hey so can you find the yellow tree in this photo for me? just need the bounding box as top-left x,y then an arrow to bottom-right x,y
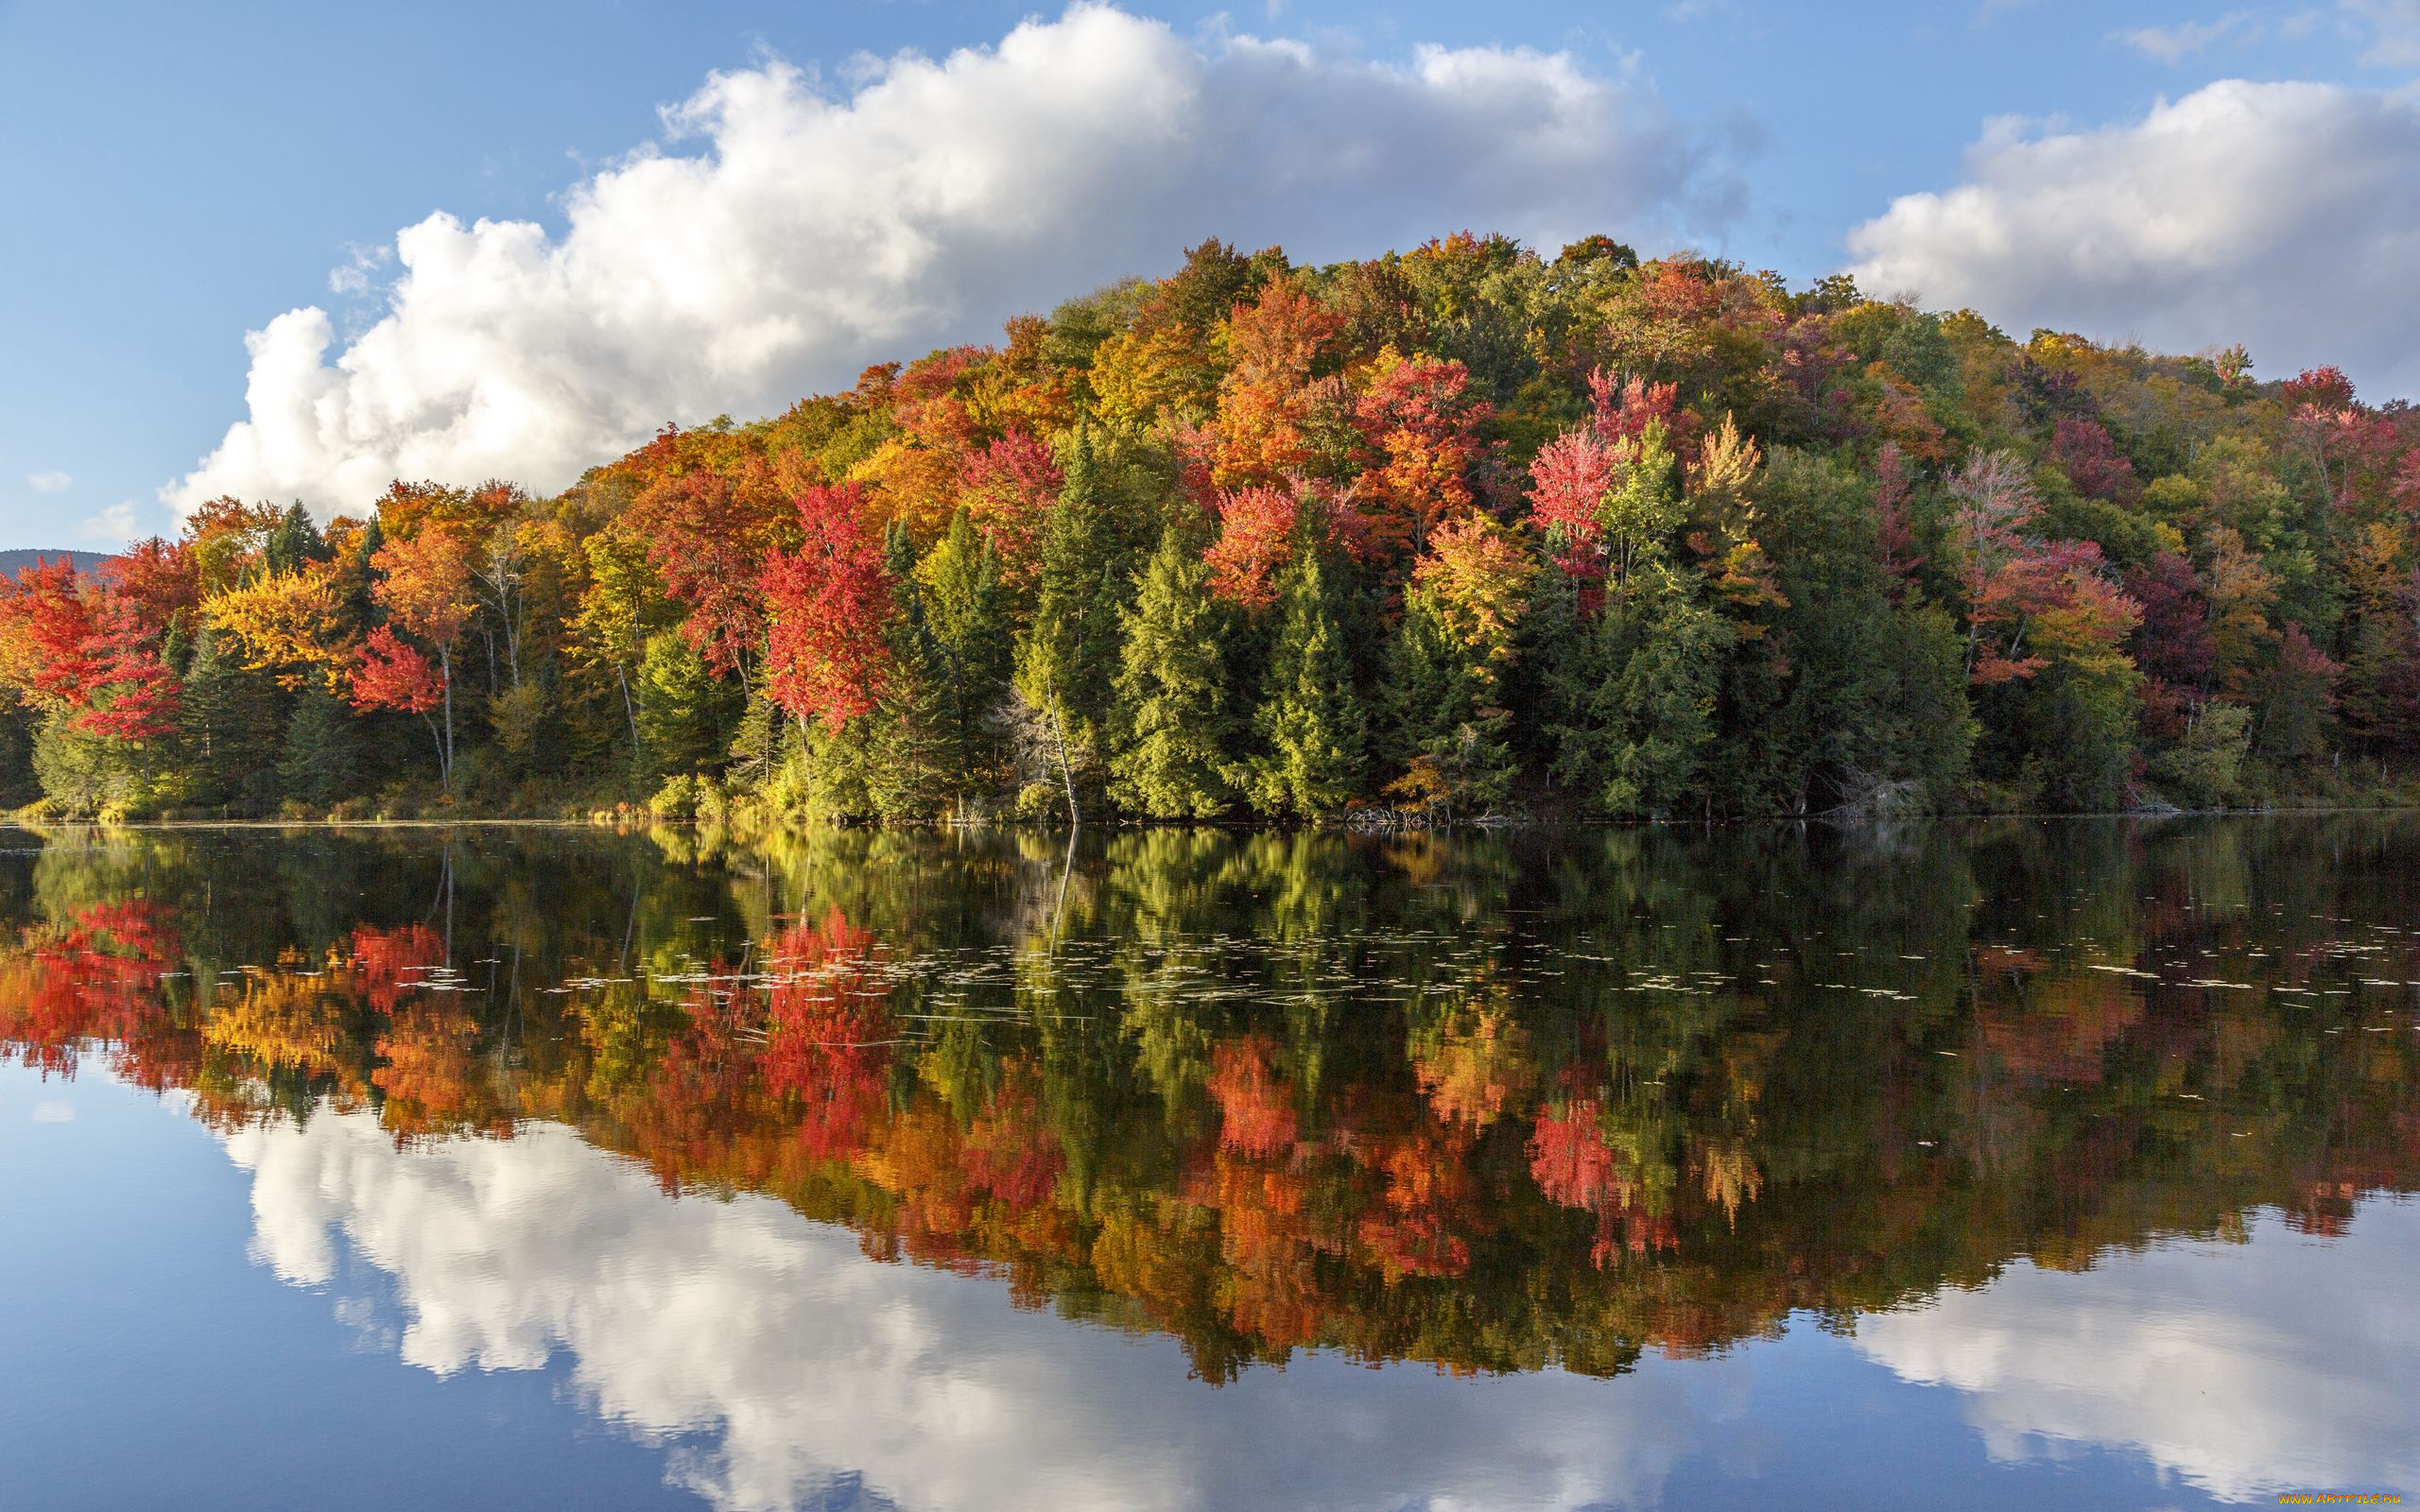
1685,412 -> 1787,628
573,526 -> 666,758
202,563 -> 353,690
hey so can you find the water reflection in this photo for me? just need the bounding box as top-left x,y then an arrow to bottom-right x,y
223,1102 -> 1752,1512
1858,1203 -> 2420,1502
4,817 -> 2418,1506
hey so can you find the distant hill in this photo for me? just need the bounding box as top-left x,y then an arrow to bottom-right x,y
0,548 -> 112,577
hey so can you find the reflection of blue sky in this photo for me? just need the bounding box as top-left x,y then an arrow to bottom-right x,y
1856,1203 -> 2420,1503
9,1062 -> 2414,1512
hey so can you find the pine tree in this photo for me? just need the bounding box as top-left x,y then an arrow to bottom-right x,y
1379,598 -> 1519,817
1524,420 -> 1737,818
264,502 -> 332,576
920,508 -> 1011,790
181,627 -> 283,811
279,682 -> 358,811
1377,516 -> 1533,818
1252,537 -> 1362,818
1591,562 -> 1735,817
636,628 -> 739,775
1109,525 -> 1236,818
0,701 -> 36,809
865,524 -> 955,817
1015,428 -> 1123,780
1534,561 -> 1736,819
348,513 -> 386,627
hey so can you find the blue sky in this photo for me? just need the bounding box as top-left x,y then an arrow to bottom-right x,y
3,0 -> 2415,549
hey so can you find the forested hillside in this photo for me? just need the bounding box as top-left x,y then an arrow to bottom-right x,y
2,234 -> 2413,823
0,550 -> 112,578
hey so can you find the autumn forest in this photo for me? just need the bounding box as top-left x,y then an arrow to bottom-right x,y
4,233 -> 2415,823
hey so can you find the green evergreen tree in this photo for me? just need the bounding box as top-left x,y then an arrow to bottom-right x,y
263,502 -> 332,576
636,628 -> 740,775
1015,429 -> 1123,777
863,524 -> 956,817
1378,594 -> 1518,818
797,526 -> 958,821
181,627 -> 283,811
1703,449 -> 1968,816
1877,603 -> 1976,810
0,701 -> 39,809
1592,563 -> 1736,817
349,512 -> 386,627
1252,538 -> 1362,818
279,682 -> 358,811
921,508 -> 1011,791
2028,659 -> 2141,811
1524,421 -> 1737,818
1109,525 -> 1236,818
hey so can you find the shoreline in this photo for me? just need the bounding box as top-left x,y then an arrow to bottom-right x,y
9,802 -> 2416,835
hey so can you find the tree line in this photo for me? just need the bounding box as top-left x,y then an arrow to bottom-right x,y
2,232 -> 2413,822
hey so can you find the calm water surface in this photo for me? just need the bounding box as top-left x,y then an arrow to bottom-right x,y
3,818 -> 2416,1510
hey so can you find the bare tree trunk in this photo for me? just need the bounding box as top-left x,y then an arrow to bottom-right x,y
439,645 -> 456,791
616,662 -> 640,756
1047,695 -> 1080,827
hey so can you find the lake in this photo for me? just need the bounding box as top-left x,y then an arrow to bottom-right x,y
2,817 -> 2415,1510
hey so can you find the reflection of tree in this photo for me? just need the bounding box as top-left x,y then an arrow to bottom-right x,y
1409,972 -> 1534,1130
0,899 -> 187,1082
4,817 -> 2418,1383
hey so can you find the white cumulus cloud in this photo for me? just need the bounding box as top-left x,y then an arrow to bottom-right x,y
1844,78 -> 2420,401
26,471 -> 72,493
78,501 -> 141,544
167,4 -> 1737,521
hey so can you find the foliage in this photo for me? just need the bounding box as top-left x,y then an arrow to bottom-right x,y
1110,527 -> 1236,818
3,237 -> 2415,819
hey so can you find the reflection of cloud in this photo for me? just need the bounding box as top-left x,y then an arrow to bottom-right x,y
30,1099 -> 74,1122
222,1109 -> 1744,1512
1856,1205 -> 2420,1503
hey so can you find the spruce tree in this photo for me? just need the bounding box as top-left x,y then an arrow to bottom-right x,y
348,512 -> 386,627
264,502 -> 332,576
1109,525 -> 1235,818
1533,564 -> 1733,819
921,508 -> 1010,789
1014,429 -> 1122,773
796,525 -> 958,821
866,524 -> 955,817
181,627 -> 283,811
1252,537 -> 1362,818
1378,597 -> 1519,817
636,628 -> 739,775
279,682 -> 358,811
1590,563 -> 1735,817
0,701 -> 37,809
1524,421 -> 1737,818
